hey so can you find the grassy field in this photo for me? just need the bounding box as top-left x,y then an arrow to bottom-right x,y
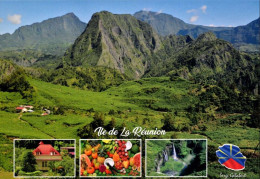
0,77 -> 259,178
1,77 -> 198,139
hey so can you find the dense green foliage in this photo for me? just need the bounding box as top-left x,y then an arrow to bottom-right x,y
39,66 -> 127,91
21,152 -> 37,172
0,59 -> 35,99
145,32 -> 259,95
0,135 -> 13,172
0,50 -> 61,68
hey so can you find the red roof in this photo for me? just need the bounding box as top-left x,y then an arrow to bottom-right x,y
33,141 -> 61,156
16,107 -> 25,110
24,105 -> 33,108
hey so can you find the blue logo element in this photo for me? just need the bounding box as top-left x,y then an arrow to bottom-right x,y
216,144 -> 246,171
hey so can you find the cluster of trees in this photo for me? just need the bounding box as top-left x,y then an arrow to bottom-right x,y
78,112 -> 116,138
161,83 -> 258,132
39,66 -> 127,92
77,112 -> 130,138
0,60 -> 35,99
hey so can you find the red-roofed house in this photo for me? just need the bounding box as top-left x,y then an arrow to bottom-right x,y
32,141 -> 62,171
24,105 -> 33,109
16,107 -> 27,113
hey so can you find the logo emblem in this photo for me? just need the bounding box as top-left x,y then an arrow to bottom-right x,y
216,144 -> 246,171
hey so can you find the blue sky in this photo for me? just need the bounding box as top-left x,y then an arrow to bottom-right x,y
0,0 -> 259,35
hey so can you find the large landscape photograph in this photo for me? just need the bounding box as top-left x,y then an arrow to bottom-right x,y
0,0 -> 259,178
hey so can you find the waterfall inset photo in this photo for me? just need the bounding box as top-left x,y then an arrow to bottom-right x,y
145,139 -> 207,177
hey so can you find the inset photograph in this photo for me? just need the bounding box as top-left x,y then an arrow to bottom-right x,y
14,139 -> 76,178
146,139 -> 207,177
80,139 -> 141,177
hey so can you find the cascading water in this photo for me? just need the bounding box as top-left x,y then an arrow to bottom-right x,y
172,143 -> 178,161
163,150 -> 168,162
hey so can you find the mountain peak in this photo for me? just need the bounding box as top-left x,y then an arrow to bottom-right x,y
134,10 -> 192,36
64,11 -> 161,79
196,32 -> 217,42
63,12 -> 77,18
0,13 -> 87,54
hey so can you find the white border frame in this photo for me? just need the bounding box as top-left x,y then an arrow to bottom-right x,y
79,139 -> 142,178
13,139 -> 76,178
145,139 -> 208,178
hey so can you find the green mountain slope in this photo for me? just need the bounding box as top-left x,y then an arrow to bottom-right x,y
64,11 -> 161,79
145,32 -> 259,94
0,13 -> 86,55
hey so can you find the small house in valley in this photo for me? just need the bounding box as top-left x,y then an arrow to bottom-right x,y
16,107 -> 27,113
24,105 -> 33,109
32,141 -> 62,171
16,105 -> 34,113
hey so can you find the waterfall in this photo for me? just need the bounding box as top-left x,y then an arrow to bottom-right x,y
172,143 -> 178,161
163,150 -> 168,162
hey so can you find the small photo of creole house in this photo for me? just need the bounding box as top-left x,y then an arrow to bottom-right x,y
33,141 -> 62,171
14,139 -> 76,177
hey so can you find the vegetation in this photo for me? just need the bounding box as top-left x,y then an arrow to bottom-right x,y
0,59 -> 36,99
0,49 -> 61,68
39,66 -> 128,91
21,152 -> 37,172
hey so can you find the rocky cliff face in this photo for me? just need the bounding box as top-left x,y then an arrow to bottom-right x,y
64,11 -> 161,79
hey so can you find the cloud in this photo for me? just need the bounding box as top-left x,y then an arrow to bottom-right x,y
200,5 -> 207,13
0,18 -> 3,23
228,25 -> 233,27
156,10 -> 163,15
186,9 -> 197,13
209,24 -> 215,27
143,8 -> 152,12
190,15 -> 199,23
7,14 -> 22,24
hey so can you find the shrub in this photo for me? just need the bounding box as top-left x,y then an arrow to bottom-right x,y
22,152 -> 37,172
18,170 -> 42,176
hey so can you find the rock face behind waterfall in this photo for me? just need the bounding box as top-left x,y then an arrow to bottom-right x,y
155,153 -> 164,172
155,144 -> 175,172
